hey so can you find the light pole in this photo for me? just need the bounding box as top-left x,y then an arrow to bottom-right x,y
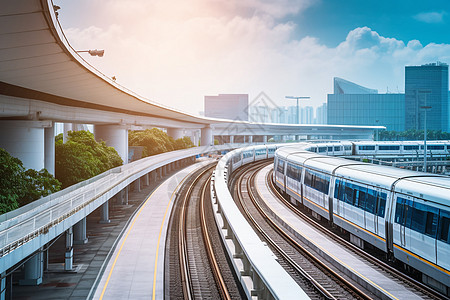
285,96 -> 310,124
76,49 -> 105,57
419,90 -> 431,172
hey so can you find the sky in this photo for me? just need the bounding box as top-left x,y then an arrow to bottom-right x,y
54,0 -> 450,115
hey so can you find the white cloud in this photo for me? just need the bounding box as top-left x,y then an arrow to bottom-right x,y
414,11 -> 446,24
62,2 -> 450,115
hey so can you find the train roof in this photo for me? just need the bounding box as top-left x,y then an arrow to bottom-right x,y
395,176 -> 450,207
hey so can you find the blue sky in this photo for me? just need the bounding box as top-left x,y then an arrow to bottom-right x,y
289,0 -> 450,47
55,0 -> 450,114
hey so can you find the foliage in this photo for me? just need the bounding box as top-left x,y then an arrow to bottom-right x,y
0,148 -> 61,214
55,131 -> 123,188
378,129 -> 450,141
214,139 -> 219,145
129,128 -> 194,157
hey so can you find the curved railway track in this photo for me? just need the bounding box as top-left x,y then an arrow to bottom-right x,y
231,161 -> 371,299
265,167 -> 447,300
166,164 -> 241,299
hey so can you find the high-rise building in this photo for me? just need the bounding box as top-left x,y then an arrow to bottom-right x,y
315,103 -> 327,124
204,94 -> 249,121
405,62 -> 449,132
327,77 -> 405,131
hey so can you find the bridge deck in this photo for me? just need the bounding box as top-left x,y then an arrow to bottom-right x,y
91,160 -> 212,300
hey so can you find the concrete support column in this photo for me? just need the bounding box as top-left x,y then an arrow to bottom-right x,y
0,121 -> 51,171
44,124 -> 55,175
122,186 -> 129,205
65,227 -> 73,271
263,135 -> 267,143
99,200 -> 110,223
74,217 -> 88,244
145,173 -> 150,186
63,123 -> 73,143
19,251 -> 43,285
201,126 -> 213,146
230,135 -> 234,144
134,178 -> 141,192
248,136 -> 253,143
167,128 -> 184,140
94,125 -> 129,164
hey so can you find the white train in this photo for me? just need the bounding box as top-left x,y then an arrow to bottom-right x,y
274,142 -> 450,295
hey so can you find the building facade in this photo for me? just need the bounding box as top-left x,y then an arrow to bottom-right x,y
204,94 -> 249,121
327,77 -> 405,131
405,62 -> 449,132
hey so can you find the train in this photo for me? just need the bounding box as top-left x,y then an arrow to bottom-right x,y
272,142 -> 450,295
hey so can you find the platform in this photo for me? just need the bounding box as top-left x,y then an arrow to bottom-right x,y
255,164 -> 424,300
91,160 -> 213,300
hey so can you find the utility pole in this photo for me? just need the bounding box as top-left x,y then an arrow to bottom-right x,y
285,96 -> 310,124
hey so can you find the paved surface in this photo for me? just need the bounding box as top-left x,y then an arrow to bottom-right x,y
256,164 -> 424,300
91,160 -> 213,300
13,162 -> 194,300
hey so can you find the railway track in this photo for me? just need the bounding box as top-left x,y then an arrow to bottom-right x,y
166,164 -> 242,299
231,161 -> 371,299
264,167 -> 447,300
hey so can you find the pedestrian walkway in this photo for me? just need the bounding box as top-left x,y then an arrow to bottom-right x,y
91,160 -> 213,300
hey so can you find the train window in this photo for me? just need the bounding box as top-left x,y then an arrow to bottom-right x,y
359,146 -> 375,151
425,210 -> 439,238
304,169 -> 329,194
287,163 -> 301,181
328,147 -> 333,152
438,210 -> 450,244
366,189 -> 377,214
276,159 -> 285,174
379,145 -> 400,151
427,145 -> 445,150
334,146 -> 341,151
344,146 -> 351,151
377,192 -> 387,217
233,154 -> 241,164
403,145 -> 419,150
357,186 -> 367,209
334,179 -> 342,200
344,184 -> 353,204
395,197 -> 413,228
318,147 -> 327,153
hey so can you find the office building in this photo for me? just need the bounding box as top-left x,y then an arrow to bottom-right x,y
327,77 -> 405,131
204,94 -> 249,121
405,62 -> 449,132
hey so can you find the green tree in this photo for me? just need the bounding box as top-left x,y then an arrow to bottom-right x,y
129,128 -> 194,157
0,148 -> 61,214
55,131 -> 123,188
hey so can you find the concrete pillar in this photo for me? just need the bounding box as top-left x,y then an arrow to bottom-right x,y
167,128 -> 184,140
74,217 -> 88,244
94,125 -> 129,164
44,124 -> 55,175
201,126 -> 213,146
65,227 -> 73,271
248,136 -> 253,143
230,135 -> 234,144
19,251 -> 43,285
123,186 -> 129,205
63,123 -> 73,143
99,200 -> 110,223
134,178 -> 141,192
263,135 -> 267,143
0,121 -> 51,171
145,173 -> 150,186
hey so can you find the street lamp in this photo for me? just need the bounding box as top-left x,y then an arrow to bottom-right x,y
419,90 -> 432,172
76,49 -> 105,57
285,96 -> 310,124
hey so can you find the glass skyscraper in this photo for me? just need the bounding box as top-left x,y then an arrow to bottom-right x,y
405,62 -> 449,132
327,78 -> 405,131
